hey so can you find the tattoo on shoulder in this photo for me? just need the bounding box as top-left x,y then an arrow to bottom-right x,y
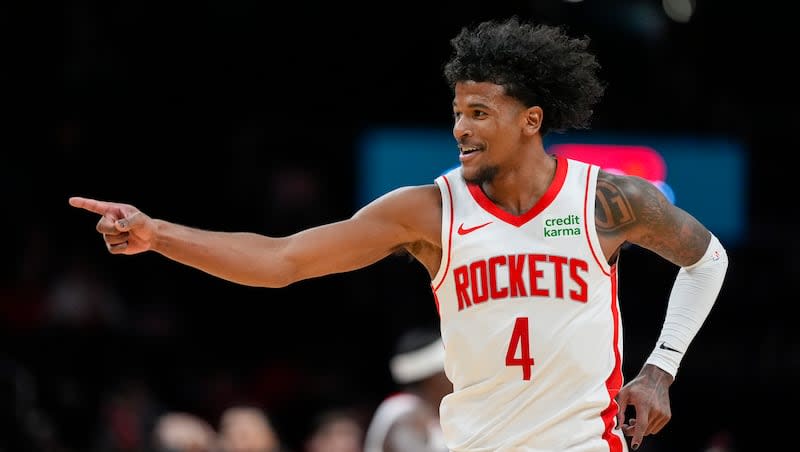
595,172 -> 710,265
595,178 -> 635,232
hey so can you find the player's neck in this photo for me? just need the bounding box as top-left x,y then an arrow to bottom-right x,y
480,151 -> 557,216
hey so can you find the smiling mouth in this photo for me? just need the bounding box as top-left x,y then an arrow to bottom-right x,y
459,145 -> 481,155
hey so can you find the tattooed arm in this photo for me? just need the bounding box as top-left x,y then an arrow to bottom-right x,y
595,170 -> 728,451
594,170 -> 710,266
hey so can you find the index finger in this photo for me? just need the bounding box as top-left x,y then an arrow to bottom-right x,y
69,197 -> 114,215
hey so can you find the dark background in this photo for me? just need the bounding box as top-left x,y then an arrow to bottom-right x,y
2,0 -> 797,451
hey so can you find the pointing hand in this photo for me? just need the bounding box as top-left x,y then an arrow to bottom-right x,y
69,197 -> 156,255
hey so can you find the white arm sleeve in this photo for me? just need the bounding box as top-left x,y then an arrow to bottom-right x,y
645,234 -> 729,379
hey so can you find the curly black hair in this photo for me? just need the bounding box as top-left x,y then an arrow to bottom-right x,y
443,16 -> 605,136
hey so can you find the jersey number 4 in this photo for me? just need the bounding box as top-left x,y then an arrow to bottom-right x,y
506,317 -> 535,380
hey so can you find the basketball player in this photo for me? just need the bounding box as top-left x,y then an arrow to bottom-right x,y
69,17 -> 729,451
363,328 -> 451,452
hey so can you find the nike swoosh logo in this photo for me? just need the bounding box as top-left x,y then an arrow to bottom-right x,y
659,342 -> 683,354
457,221 -> 493,235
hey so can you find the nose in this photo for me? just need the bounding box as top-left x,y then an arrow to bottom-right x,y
453,116 -> 472,140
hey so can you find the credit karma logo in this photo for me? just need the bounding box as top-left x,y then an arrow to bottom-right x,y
548,143 -> 675,204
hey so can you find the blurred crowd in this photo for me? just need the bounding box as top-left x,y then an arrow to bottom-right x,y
149,405 -> 363,452
0,227 -> 369,452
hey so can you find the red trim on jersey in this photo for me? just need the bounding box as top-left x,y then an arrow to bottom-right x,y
600,264 -> 624,451
584,165 -> 611,277
432,291 -> 441,317
431,176 -> 455,303
466,156 -> 569,227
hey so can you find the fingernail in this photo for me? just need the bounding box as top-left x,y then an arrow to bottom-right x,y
117,219 -> 128,229
632,443 -> 639,450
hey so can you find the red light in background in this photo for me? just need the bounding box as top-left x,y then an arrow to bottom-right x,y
548,143 -> 667,182
548,143 -> 674,203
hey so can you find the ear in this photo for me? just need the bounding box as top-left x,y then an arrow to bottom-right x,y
523,106 -> 543,136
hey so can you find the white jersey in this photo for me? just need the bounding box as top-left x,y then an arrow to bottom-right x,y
363,392 -> 449,452
431,157 -> 627,452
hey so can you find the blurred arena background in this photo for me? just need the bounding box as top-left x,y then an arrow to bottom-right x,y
2,0 -> 797,450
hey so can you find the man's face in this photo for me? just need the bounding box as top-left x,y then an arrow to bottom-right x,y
452,81 -> 528,185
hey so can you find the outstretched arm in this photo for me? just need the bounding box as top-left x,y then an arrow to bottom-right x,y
596,171 -> 729,450
69,185 -> 439,288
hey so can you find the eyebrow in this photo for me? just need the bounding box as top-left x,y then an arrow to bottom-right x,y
452,101 -> 491,110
